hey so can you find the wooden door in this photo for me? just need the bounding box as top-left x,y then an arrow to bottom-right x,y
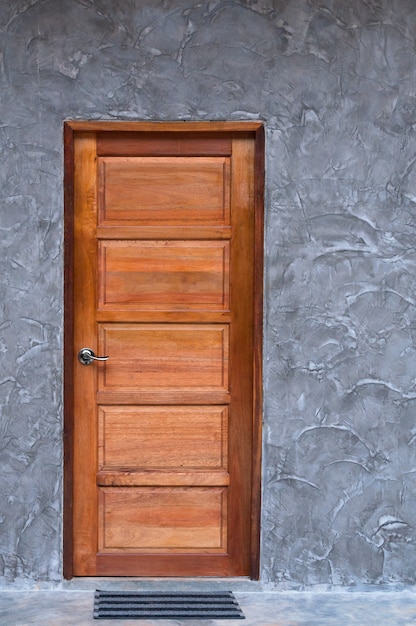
64,121 -> 264,578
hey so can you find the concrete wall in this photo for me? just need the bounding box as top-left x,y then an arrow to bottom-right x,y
1,0 -> 416,588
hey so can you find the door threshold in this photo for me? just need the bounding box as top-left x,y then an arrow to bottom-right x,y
62,577 -> 263,593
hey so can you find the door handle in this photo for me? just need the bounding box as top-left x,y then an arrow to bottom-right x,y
78,347 -> 109,366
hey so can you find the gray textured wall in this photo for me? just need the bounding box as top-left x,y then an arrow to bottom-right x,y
1,0 -> 416,588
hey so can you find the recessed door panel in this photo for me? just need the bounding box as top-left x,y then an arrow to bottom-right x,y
98,405 -> 228,470
98,324 -> 228,389
98,156 -> 231,225
98,240 -> 230,311
98,487 -> 227,552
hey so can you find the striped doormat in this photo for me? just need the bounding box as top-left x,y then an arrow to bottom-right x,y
94,590 -> 245,619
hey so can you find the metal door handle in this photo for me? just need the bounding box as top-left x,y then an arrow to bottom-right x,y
78,347 -> 109,366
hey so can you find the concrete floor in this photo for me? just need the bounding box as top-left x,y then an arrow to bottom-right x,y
1,580 -> 416,626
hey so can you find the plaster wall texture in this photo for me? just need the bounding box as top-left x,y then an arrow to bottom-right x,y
1,0 -> 416,589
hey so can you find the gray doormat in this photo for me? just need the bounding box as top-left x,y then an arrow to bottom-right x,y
94,590 -> 245,619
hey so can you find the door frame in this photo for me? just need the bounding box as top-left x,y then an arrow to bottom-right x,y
63,120 -> 264,580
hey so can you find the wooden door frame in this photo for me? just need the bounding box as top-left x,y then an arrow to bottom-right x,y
63,120 -> 264,580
